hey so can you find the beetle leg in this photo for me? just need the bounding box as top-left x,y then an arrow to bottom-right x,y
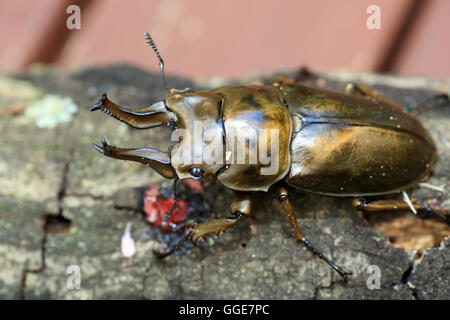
343,82 -> 404,110
403,93 -> 449,116
161,178 -> 179,227
343,82 -> 450,116
294,66 -> 317,83
189,191 -> 251,243
273,67 -> 319,86
352,198 -> 449,224
153,192 -> 252,259
278,187 -> 352,281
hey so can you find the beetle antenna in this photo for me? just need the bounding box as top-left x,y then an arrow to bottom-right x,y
162,178 -> 179,227
144,32 -> 169,93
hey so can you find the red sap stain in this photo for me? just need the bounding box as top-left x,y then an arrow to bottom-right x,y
143,183 -> 188,232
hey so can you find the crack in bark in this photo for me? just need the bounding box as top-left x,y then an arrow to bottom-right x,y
401,265 -> 414,284
114,204 -> 142,214
19,152 -> 73,299
65,192 -> 106,201
313,280 -> 342,300
399,264 -> 419,299
19,236 -> 47,299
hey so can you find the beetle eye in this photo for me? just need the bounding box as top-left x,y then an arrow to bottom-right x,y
189,167 -> 204,178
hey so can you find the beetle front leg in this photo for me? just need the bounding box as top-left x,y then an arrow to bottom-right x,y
153,192 -> 252,259
278,187 -> 352,281
273,67 -> 318,86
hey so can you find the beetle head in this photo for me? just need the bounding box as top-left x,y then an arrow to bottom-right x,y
91,89 -> 226,182
165,89 -> 226,180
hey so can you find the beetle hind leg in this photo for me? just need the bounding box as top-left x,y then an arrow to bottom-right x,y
403,93 -> 449,116
352,197 -> 450,225
277,187 -> 352,281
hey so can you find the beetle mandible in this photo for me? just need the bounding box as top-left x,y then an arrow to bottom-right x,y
91,33 -> 449,280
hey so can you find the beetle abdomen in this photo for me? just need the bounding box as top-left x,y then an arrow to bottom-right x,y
287,123 -> 436,196
281,84 -> 437,196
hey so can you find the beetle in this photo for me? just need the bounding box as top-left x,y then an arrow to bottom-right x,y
91,33 -> 448,280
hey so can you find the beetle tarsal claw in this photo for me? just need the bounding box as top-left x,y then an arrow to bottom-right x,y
93,143 -> 103,154
90,93 -> 108,112
100,136 -> 111,153
93,136 -> 111,154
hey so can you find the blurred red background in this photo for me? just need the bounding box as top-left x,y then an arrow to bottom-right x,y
1,0 -> 449,79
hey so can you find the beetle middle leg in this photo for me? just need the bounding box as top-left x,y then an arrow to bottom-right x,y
277,187 -> 352,281
153,192 -> 252,259
343,82 -> 404,109
343,82 -> 449,116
